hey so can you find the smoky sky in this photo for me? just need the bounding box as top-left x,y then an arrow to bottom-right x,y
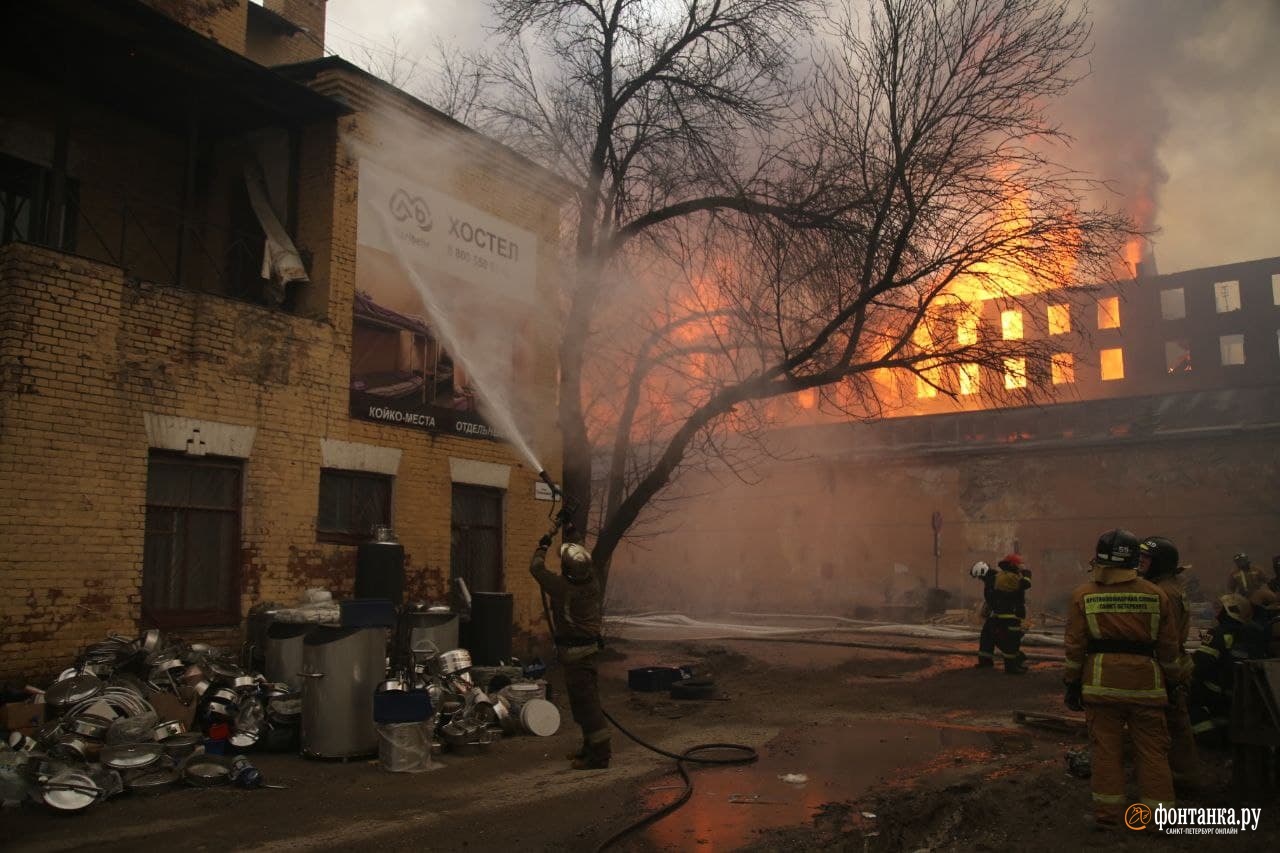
323,0 -> 1280,274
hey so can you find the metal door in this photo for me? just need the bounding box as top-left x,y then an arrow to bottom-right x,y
450,484 -> 504,593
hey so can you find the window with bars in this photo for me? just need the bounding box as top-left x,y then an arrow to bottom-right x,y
142,453 -> 241,627
317,469 -> 393,543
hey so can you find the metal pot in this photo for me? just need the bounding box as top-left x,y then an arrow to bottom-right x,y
205,686 -> 239,706
152,720 -> 186,741
68,714 -> 113,740
140,629 -> 163,655
48,736 -> 90,762
41,770 -> 100,812
437,648 -> 472,676
229,674 -> 259,691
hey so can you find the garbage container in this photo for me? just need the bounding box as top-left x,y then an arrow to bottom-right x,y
459,592 -> 513,666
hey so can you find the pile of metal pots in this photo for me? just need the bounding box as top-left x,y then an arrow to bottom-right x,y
381,644 -> 560,759
3,629 -> 293,811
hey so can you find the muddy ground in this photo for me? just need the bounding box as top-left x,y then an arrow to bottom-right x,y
7,630 -> 1277,852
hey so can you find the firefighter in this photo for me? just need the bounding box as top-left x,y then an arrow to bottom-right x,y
531,530 -> 611,769
971,561 -> 996,667
1063,529 -> 1180,828
1137,536 -> 1198,792
978,554 -> 1031,674
1227,552 -> 1267,596
1188,594 -> 1267,745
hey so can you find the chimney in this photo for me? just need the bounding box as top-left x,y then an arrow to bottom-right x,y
265,0 -> 327,61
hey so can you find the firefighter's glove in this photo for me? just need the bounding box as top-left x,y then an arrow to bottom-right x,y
1064,681 -> 1084,712
537,534 -> 553,549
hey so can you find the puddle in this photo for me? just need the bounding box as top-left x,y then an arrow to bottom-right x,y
640,720 -> 1000,851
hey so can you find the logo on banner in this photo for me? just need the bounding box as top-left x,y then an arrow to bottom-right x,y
389,188 -> 433,232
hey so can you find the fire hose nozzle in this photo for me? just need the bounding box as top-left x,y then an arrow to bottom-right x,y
537,469 -> 563,499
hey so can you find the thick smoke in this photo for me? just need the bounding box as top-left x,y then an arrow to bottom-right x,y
1052,0 -> 1280,273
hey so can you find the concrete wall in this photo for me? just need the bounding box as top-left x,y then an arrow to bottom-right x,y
608,429 -> 1280,620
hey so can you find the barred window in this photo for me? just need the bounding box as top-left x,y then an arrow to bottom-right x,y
318,469 -> 393,543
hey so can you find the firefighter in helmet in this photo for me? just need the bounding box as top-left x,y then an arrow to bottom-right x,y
975,554 -> 1031,673
1063,529 -> 1180,827
1137,535 -> 1198,792
531,527 -> 610,769
1188,593 -> 1267,745
1227,552 -> 1267,596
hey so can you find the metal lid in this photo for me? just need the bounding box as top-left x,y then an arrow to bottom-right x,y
45,673 -> 103,707
183,755 -> 232,786
101,742 -> 163,770
126,767 -> 179,792
42,771 -> 100,811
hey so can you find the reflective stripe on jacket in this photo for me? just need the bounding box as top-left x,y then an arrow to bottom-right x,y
1063,569 -> 1180,706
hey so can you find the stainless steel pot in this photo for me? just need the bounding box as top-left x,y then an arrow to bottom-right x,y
437,648 -> 472,676
152,720 -> 186,741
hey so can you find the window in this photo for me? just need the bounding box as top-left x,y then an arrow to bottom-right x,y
956,314 -> 978,346
1003,357 -> 1027,390
1100,347 -> 1125,380
1220,334 -> 1245,366
318,469 -> 393,542
1165,340 -> 1192,374
1051,353 -> 1074,385
1000,309 -> 1023,340
0,152 -> 78,251
1048,304 -> 1071,335
915,372 -> 938,399
1097,296 -> 1120,329
957,363 -> 979,395
1160,288 -> 1186,320
1214,280 -> 1241,313
143,453 -> 241,627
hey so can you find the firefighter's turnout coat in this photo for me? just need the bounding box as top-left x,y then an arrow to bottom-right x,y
1064,567 -> 1181,704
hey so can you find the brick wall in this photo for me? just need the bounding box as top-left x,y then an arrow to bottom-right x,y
0,78 -> 567,680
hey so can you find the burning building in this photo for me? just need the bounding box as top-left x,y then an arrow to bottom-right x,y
0,0 -> 570,679
608,256 -> 1280,618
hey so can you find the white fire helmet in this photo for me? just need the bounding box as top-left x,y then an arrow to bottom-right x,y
559,542 -> 593,582
970,561 -> 991,579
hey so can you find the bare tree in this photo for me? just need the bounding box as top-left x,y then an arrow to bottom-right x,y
451,0 -> 1132,587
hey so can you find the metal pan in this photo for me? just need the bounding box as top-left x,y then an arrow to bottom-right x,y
125,766 -> 179,794
183,755 -> 232,787
160,732 -> 204,762
152,720 -> 186,740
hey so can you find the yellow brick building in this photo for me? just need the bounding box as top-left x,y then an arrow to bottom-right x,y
0,0 -> 570,678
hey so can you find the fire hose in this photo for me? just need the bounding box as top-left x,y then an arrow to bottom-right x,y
535,472 -> 759,852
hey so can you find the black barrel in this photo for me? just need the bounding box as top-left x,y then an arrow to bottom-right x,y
460,591 -> 513,666
355,541 -> 405,604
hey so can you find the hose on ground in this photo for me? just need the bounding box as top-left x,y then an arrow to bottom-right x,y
594,705 -> 757,852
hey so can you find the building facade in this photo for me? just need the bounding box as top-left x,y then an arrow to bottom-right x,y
0,0 -> 569,678
609,257 -> 1280,619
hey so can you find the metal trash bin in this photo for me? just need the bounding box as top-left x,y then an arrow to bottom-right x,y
265,622 -> 314,691
299,626 -> 385,759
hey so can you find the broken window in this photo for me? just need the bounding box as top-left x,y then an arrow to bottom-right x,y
1165,340 -> 1192,374
1160,288 -> 1186,320
0,152 -> 78,252
957,363 -> 979,395
1220,334 -> 1245,366
142,452 -> 241,628
1097,296 -> 1120,330
1003,357 -> 1027,390
318,469 -> 393,543
1048,304 -> 1070,335
1100,347 -> 1125,380
1051,352 -> 1074,385
1214,280 -> 1241,313
1000,309 -> 1023,340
